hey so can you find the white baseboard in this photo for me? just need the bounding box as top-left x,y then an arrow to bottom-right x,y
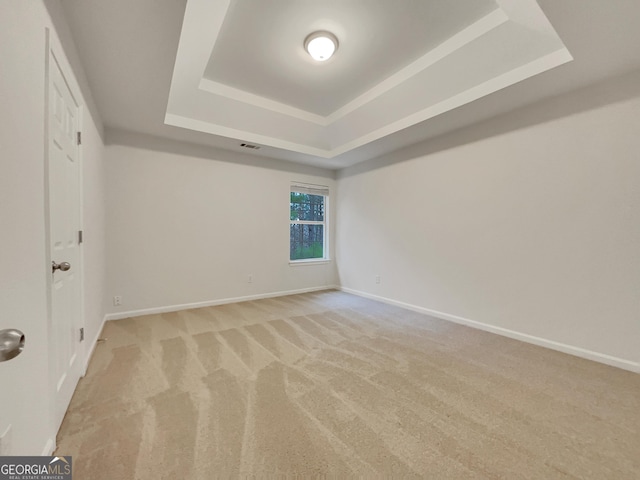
83,313 -> 108,375
340,287 -> 640,374
104,285 -> 340,321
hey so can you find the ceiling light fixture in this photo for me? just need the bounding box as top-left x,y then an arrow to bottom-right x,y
304,31 -> 338,62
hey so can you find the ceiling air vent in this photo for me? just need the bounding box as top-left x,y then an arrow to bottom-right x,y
240,143 -> 261,150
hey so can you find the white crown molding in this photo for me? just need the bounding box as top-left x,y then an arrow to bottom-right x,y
164,112 -> 333,158
166,0 -> 572,161
330,47 -> 574,156
168,47 -> 572,159
199,78 -> 329,126
197,8 -> 508,126
325,8 -> 509,124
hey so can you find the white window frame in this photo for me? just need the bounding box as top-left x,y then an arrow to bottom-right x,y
289,183 -> 330,265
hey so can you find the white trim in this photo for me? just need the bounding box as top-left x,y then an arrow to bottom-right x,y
289,259 -> 331,266
330,48 -> 573,157
167,1 -> 571,162
290,182 -> 330,196
195,9 -> 507,126
325,8 -> 508,124
340,287 -> 640,374
83,314 -> 108,376
77,103 -> 87,374
199,78 -> 328,126
290,220 -> 324,226
290,186 -> 329,262
168,47 -> 572,161
43,28 -> 55,449
104,286 -> 340,321
44,28 -> 88,456
164,112 -> 332,158
41,438 -> 55,456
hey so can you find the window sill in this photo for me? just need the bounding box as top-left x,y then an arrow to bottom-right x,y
289,259 -> 331,266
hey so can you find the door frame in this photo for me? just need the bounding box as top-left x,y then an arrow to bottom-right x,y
43,27 -> 86,453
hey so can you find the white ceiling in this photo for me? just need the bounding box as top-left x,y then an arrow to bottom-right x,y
61,0 -> 640,170
203,0 -> 495,116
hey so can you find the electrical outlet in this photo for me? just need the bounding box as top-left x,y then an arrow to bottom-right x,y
0,424 -> 12,456
375,275 -> 381,284
248,274 -> 253,283
113,295 -> 122,306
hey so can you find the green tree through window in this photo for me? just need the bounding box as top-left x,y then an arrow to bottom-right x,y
290,187 -> 327,260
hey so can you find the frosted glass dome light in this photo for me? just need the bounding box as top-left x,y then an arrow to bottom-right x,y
304,31 -> 338,62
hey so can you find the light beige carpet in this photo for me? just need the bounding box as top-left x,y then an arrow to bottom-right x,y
56,290 -> 639,479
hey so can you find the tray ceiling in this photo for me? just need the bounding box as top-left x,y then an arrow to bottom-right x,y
60,0 -> 640,170
166,0 -> 572,164
203,0 -> 496,116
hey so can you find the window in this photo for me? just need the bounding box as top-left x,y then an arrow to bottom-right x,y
290,183 -> 329,261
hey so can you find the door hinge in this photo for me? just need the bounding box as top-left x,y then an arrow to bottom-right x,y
78,230 -> 83,244
77,131 -> 82,145
79,328 -> 85,342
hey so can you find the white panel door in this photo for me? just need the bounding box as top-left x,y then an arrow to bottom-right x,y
48,51 -> 83,432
